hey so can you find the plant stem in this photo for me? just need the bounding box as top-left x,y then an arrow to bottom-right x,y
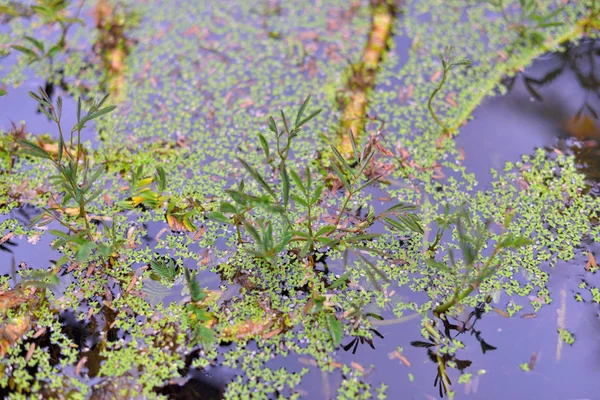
427,67 -> 450,135
333,190 -> 353,230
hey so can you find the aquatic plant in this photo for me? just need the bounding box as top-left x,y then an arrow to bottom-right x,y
427,46 -> 471,136
21,87 -> 113,218
480,0 -> 566,45
210,96 -> 422,280
117,165 -> 169,210
18,87 -> 116,266
9,0 -> 84,64
0,0 -> 599,398
426,206 -> 532,315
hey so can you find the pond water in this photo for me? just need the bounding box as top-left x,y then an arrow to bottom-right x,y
1,1 -> 599,399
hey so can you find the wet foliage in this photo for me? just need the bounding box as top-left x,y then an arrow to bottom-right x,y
0,0 -> 599,399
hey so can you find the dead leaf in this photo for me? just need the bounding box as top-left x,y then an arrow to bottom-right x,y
193,226 -> 206,242
0,290 -> 30,311
351,361 -> 365,372
75,356 -> 88,375
25,342 -> 35,362
126,227 -> 137,249
430,69 -> 442,82
183,26 -> 200,36
389,350 -> 411,367
520,313 -> 537,319
32,327 -> 46,339
298,357 -> 317,367
528,352 -> 537,370
585,252 -> 597,271
155,227 -> 169,241
445,92 -> 458,107
126,276 -> 137,293
493,307 -> 509,318
0,232 -> 14,245
85,264 -> 95,278
0,316 -> 30,357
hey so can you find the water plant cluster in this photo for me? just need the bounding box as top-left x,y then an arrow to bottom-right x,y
0,0 -> 599,398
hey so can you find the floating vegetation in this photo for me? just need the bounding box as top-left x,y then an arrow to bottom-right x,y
0,0 -> 599,398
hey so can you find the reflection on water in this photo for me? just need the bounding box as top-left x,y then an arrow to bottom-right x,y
458,38 -> 600,188
411,302 -> 496,398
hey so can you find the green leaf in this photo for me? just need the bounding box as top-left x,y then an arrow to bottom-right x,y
275,230 -> 292,253
383,203 -> 418,215
500,234 -> 532,248
344,233 -> 381,243
280,163 -> 290,207
57,134 -> 63,164
356,174 -> 382,192
292,230 -> 311,239
294,95 -> 311,128
48,229 -> 71,239
315,236 -> 335,245
268,116 -> 277,134
280,110 -> 290,135
56,96 -> 63,121
325,313 -> 343,347
425,258 -> 451,273
207,211 -> 232,224
75,240 -> 96,263
237,157 -> 276,199
150,256 -> 179,282
310,184 -> 323,205
450,59 -> 471,68
330,145 -> 352,173
289,168 -> 306,194
0,89 -> 6,97
258,133 -> 270,159
296,109 -> 321,129
23,36 -> 44,52
330,162 -> 351,192
243,220 -> 261,244
384,214 -> 424,235
219,202 -> 238,214
291,193 -> 308,207
18,139 -> 53,160
76,97 -> 82,123
47,44 -> 62,58
73,105 -> 116,132
357,150 -> 375,177
185,268 -> 205,303
315,225 -> 336,237
156,166 -> 167,192
11,45 -> 37,58
538,21 -> 563,28
329,272 -> 351,289
300,238 -> 313,257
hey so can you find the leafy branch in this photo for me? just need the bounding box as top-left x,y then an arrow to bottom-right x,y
426,207 -> 531,315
